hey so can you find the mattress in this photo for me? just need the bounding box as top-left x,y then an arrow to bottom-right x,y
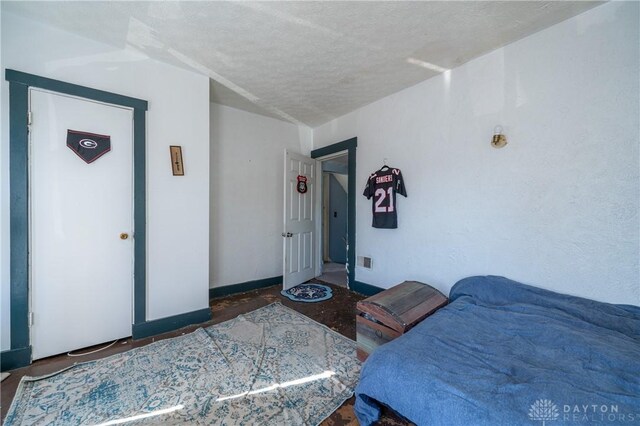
354,276 -> 640,425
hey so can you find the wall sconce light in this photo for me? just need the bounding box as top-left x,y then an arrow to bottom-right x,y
491,125 -> 507,148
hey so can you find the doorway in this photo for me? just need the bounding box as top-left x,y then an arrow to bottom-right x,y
310,137 -> 357,289
5,70 -> 147,369
319,154 -> 349,287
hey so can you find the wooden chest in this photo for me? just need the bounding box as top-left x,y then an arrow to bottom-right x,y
356,281 -> 448,362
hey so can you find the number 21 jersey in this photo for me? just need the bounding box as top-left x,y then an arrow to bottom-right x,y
363,167 -> 407,229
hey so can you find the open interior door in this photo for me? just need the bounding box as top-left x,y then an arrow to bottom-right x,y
283,150 -> 317,290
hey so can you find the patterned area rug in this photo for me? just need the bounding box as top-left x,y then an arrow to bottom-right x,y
5,303 -> 360,425
281,283 -> 334,303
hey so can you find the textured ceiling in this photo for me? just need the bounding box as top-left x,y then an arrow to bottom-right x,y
4,1 -> 601,127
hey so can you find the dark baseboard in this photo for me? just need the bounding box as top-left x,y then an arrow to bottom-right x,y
210,276 -> 282,299
2,308 -> 213,369
132,308 -> 212,340
351,280 -> 384,296
1,346 -> 31,371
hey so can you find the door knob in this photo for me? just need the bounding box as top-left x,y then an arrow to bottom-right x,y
120,233 -> 129,240
281,232 -> 293,238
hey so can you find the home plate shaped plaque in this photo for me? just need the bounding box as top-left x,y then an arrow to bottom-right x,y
67,129 -> 111,164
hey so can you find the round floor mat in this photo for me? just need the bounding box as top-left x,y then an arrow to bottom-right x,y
280,283 -> 333,303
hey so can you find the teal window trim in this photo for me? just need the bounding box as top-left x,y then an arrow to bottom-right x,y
5,69 -> 148,362
311,137 -> 357,287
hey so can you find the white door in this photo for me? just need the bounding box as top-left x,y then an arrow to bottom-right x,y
30,89 -> 134,360
283,150 -> 317,290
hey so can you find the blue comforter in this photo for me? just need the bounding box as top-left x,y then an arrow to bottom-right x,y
355,276 -> 640,425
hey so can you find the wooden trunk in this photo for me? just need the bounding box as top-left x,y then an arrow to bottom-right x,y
356,281 -> 448,362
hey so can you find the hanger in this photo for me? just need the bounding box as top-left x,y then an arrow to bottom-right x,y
379,158 -> 390,171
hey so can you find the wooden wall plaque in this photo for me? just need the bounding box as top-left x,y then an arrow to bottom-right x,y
170,145 -> 184,176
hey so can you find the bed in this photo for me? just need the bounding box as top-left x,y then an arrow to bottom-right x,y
354,276 -> 640,425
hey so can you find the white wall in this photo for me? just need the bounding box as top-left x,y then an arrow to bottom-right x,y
333,174 -> 348,193
313,2 -> 640,306
210,103 -> 309,288
1,12 -> 211,350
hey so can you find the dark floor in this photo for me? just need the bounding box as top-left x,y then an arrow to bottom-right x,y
1,283 -> 410,425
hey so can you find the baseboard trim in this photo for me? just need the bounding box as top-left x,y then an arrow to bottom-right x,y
1,346 -> 31,371
132,308 -> 212,340
210,276 -> 283,299
351,281 -> 384,296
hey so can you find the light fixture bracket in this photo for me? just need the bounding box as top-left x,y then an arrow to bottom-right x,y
491,134 -> 507,148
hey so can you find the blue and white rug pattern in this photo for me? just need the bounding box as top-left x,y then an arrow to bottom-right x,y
281,283 -> 334,303
5,303 -> 360,425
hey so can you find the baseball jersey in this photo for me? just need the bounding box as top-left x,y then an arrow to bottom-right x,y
363,167 -> 407,229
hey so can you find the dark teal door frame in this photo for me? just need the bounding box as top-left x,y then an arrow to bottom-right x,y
3,69 -> 148,370
310,137 -> 357,287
